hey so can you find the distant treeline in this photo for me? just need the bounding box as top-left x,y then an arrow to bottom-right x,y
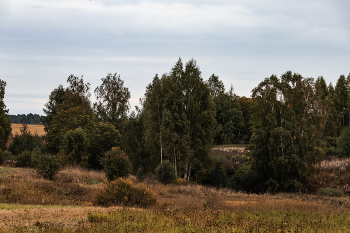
9,114 -> 42,124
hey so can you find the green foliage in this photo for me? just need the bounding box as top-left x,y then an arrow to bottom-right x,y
8,123 -> 45,156
43,75 -> 94,153
317,187 -> 343,197
144,59 -> 218,181
0,79 -> 11,151
9,113 -> 42,124
94,178 -> 157,207
47,107 -> 94,153
101,147 -> 132,181
121,111 -> 153,173
35,154 -> 60,180
336,127 -> 350,157
230,164 -> 266,193
203,161 -> 229,188
250,71 -> 325,192
88,122 -> 121,169
155,160 -> 177,184
16,150 -> 33,167
60,127 -> 90,166
94,73 -> 130,127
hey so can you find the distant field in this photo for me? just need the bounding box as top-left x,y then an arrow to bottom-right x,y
11,123 -> 46,136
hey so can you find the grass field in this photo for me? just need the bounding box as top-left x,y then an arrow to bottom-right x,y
11,123 -> 45,136
0,166 -> 350,232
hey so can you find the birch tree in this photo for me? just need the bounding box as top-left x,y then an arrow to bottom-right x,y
250,71 -> 325,192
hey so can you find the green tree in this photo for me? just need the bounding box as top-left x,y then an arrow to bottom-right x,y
334,75 -> 349,126
336,127 -> 350,157
122,111 -> 153,173
89,122 -> 122,169
143,58 -> 218,181
250,71 -> 325,192
143,74 -> 167,164
94,73 -> 131,128
42,75 -> 93,138
101,147 -> 132,181
0,79 -> 11,150
155,160 -> 177,184
60,127 -> 90,166
47,107 -> 94,153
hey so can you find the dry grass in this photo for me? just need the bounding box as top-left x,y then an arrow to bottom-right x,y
0,163 -> 350,231
312,157 -> 350,194
11,123 -> 46,137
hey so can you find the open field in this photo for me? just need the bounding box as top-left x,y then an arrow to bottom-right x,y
11,124 -> 46,137
0,166 -> 350,231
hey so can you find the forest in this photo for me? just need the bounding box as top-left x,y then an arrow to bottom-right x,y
0,58 -> 350,193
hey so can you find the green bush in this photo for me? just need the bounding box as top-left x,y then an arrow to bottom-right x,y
101,147 -> 132,181
36,154 -> 60,180
336,127 -> 350,157
8,129 -> 45,156
203,162 -> 229,188
16,150 -> 33,167
317,188 -> 343,197
155,160 -> 176,184
231,164 -> 266,193
94,178 -> 158,207
60,127 -> 90,166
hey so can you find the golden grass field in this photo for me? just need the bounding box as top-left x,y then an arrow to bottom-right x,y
11,123 -> 46,137
0,165 -> 349,231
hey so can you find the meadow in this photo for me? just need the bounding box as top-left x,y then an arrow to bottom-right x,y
0,161 -> 349,232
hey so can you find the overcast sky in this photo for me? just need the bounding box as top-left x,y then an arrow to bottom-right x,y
1,0 -> 350,115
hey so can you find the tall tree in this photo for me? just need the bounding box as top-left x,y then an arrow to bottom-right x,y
0,79 -> 11,150
94,73 -> 130,128
143,58 -> 218,181
250,71 -> 325,192
334,75 -> 349,126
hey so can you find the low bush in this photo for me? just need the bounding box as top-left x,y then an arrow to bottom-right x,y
155,160 -> 177,184
317,187 -> 343,197
94,178 -> 158,207
203,162 -> 229,188
15,150 -> 33,167
101,147 -> 132,181
36,154 -> 60,180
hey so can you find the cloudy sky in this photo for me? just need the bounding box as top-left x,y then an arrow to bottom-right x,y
1,0 -> 349,115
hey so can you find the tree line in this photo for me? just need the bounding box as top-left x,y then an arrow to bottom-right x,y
0,58 -> 350,193
9,113 -> 42,124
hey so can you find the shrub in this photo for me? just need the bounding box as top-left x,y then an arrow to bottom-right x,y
36,154 -> 60,180
101,147 -> 132,181
8,123 -> 45,156
60,127 -> 90,166
336,127 -> 350,157
203,162 -> 229,188
317,188 -> 343,197
16,150 -> 33,167
231,164 -> 266,193
94,178 -> 157,207
155,160 -> 177,184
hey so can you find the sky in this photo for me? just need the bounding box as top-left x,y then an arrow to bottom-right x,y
1,0 -> 350,115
